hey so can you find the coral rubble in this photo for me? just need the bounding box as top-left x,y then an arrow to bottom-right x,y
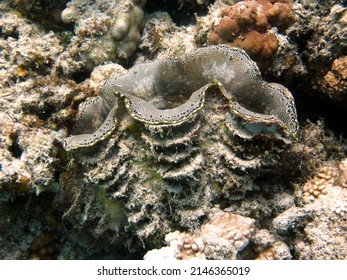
287,1 -> 347,106
273,158 -> 347,259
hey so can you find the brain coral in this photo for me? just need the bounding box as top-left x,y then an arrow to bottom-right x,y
208,0 -> 295,69
58,45 -> 298,242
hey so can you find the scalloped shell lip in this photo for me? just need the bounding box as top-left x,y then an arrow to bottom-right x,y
121,84 -> 208,125
62,103 -> 118,151
228,99 -> 298,139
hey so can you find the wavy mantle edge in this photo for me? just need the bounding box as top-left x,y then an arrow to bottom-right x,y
61,45 -> 299,151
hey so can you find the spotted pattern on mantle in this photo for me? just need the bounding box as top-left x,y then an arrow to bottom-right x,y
61,45 -> 298,151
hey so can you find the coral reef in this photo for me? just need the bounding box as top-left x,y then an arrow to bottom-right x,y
144,210 -> 255,260
0,7 -> 74,196
0,4 -> 62,225
0,0 -> 346,260
292,2 -> 347,66
207,0 -> 295,69
56,0 -> 146,77
0,11 -> 62,88
286,1 -> 347,106
14,0 -> 68,27
321,56 -> 347,103
273,158 -> 347,259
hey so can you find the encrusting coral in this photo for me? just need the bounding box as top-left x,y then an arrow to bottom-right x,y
208,0 -> 295,69
144,211 -> 255,260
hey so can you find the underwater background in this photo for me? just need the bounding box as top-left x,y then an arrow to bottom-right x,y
0,0 -> 346,260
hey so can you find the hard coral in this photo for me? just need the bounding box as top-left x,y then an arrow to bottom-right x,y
56,0 -> 146,77
303,159 -> 347,202
303,166 -> 336,201
227,30 -> 279,65
144,211 -> 255,260
322,56 -> 347,102
208,0 -> 295,70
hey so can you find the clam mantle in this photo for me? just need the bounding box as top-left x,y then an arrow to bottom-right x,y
62,45 -> 298,150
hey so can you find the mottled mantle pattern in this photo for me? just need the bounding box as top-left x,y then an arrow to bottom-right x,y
58,45 -> 299,245
62,45 -> 298,150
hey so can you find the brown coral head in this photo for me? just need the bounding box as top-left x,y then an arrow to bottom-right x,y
208,0 -> 294,69
208,17 -> 240,43
264,1 -> 296,31
228,30 -> 279,70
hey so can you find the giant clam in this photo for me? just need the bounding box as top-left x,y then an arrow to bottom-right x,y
60,45 -> 298,240
62,45 -> 298,150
